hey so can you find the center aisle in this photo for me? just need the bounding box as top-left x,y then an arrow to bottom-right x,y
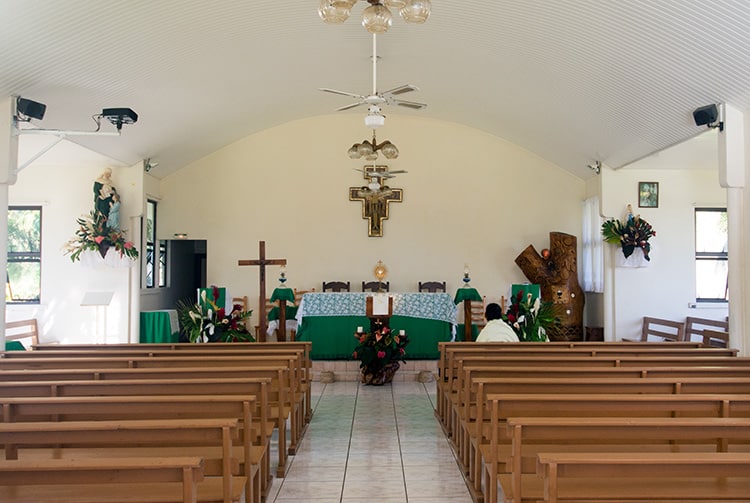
267,381 -> 473,502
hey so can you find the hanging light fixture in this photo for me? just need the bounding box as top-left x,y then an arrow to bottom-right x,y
348,131 -> 399,160
319,0 -> 431,34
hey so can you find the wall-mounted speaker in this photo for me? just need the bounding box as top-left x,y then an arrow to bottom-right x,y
16,97 -> 46,120
693,104 -> 718,127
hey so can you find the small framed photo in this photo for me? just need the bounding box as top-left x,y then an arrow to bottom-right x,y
638,181 -> 659,208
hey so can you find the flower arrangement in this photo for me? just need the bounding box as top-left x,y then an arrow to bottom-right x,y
176,287 -> 254,343
63,210 -> 138,262
352,322 -> 409,385
502,290 -> 561,342
601,204 -> 656,261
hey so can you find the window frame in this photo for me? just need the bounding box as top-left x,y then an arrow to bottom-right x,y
694,207 -> 728,303
7,205 -> 42,304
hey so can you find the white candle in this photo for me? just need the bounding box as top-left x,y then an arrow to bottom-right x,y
357,326 -> 363,333
399,330 -> 405,336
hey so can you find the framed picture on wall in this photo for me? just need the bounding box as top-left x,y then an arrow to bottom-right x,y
638,181 -> 659,208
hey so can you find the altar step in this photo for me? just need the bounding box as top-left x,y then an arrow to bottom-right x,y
311,360 -> 438,382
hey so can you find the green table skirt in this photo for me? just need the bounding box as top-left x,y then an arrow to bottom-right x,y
455,323 -> 480,342
295,315 -> 453,360
140,311 -> 179,343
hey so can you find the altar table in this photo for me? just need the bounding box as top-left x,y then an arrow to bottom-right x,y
295,292 -> 456,360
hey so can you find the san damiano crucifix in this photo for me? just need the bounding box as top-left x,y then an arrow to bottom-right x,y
349,165 -> 403,237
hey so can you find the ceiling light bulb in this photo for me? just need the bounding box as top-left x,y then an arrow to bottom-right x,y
381,141 -> 399,159
358,141 -> 374,157
348,145 -> 362,159
362,4 -> 393,34
318,0 -> 353,24
400,0 -> 431,23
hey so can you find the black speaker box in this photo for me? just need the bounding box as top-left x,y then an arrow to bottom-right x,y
693,104 -> 718,126
16,98 -> 46,120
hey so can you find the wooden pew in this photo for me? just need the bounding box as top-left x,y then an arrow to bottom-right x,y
622,316 -> 686,342
0,456 -> 206,503
28,341 -> 314,421
0,354 -> 303,463
685,315 -> 729,343
0,418 -> 245,503
0,394 -> 264,503
4,319 -> 39,350
489,417 -> 750,503
536,451 -> 750,503
0,377 -> 295,480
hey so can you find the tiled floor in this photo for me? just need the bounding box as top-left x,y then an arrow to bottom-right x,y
267,380 -> 473,502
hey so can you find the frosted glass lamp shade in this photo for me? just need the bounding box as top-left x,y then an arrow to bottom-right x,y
384,0 -> 407,9
348,145 -> 362,159
362,4 -> 393,34
400,0 -> 431,23
318,0 -> 354,24
357,141 -> 374,157
380,141 -> 399,159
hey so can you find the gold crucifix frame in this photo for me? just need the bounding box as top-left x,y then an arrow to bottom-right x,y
349,165 -> 403,237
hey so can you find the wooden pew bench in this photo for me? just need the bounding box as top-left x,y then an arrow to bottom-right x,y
536,451 -> 750,503
483,416 -> 750,503
0,355 -> 302,470
0,418 -> 246,503
26,342 -> 314,422
457,376 -> 750,499
0,376 -> 293,480
0,394 -> 264,503
0,456 -> 206,503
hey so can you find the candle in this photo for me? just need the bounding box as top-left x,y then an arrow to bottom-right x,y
399,330 -> 405,336
357,326 -> 363,333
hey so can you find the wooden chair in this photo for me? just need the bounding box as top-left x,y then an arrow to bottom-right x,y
293,287 -> 315,306
469,297 -> 487,333
685,316 -> 729,343
418,281 -> 446,293
623,316 -> 686,342
232,295 -> 249,330
702,329 -> 730,348
322,281 -> 350,292
6,319 -> 39,350
362,281 -> 389,292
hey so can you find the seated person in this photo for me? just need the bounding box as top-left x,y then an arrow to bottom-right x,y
475,303 -> 519,342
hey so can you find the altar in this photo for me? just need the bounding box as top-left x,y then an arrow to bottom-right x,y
295,292 -> 456,360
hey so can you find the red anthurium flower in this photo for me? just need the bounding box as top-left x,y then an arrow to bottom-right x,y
94,236 -> 105,244
212,286 -> 220,302
216,308 -> 226,319
377,351 -> 386,359
124,242 -> 133,249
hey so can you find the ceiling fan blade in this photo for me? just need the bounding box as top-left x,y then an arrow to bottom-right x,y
381,84 -> 420,96
387,169 -> 408,175
394,99 -> 427,110
319,88 -> 365,99
336,102 -> 366,111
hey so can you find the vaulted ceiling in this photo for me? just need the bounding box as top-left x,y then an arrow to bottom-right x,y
3,1 -> 750,179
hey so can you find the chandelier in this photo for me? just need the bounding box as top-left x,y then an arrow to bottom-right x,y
318,0 -> 431,34
348,131 -> 399,160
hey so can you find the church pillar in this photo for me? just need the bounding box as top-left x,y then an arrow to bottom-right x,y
0,97 -> 20,346
718,103 -> 747,356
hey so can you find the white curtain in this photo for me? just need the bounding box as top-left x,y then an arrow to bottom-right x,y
581,196 -> 604,293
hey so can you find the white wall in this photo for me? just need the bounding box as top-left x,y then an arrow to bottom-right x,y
600,167 -> 728,340
158,114 -> 586,328
8,139 -> 142,343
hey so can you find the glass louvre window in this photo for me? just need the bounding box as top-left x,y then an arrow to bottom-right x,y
145,200 -> 156,288
695,208 -> 728,302
7,207 -> 41,303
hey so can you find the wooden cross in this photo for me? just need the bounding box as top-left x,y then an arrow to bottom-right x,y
238,241 -> 286,341
349,166 -> 403,237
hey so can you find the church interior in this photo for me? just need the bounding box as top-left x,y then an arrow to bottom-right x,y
2,1 -> 750,502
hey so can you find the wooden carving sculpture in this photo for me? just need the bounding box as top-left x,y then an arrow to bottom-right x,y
515,232 -> 584,341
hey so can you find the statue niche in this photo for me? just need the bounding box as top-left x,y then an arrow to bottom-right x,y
515,232 -> 584,341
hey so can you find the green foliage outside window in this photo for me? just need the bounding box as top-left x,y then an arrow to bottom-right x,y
7,207 -> 41,303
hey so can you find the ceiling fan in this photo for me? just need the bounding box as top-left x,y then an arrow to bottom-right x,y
353,165 -> 406,198
320,34 -> 427,125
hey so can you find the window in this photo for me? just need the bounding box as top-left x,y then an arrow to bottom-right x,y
7,206 -> 41,303
695,208 -> 728,302
144,200 -> 167,289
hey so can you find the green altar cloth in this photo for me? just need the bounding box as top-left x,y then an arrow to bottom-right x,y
454,287 -> 482,304
295,292 -> 456,360
270,288 -> 295,304
140,310 -> 180,343
268,305 -> 299,321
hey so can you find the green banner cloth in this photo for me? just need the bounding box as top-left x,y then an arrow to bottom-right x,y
270,288 -> 295,304
454,287 -> 482,304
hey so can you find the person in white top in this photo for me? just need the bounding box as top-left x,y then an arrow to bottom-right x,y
475,303 -> 520,342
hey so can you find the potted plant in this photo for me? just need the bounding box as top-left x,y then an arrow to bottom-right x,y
601,204 -> 656,263
176,286 -> 254,343
502,290 -> 561,341
352,320 -> 409,385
